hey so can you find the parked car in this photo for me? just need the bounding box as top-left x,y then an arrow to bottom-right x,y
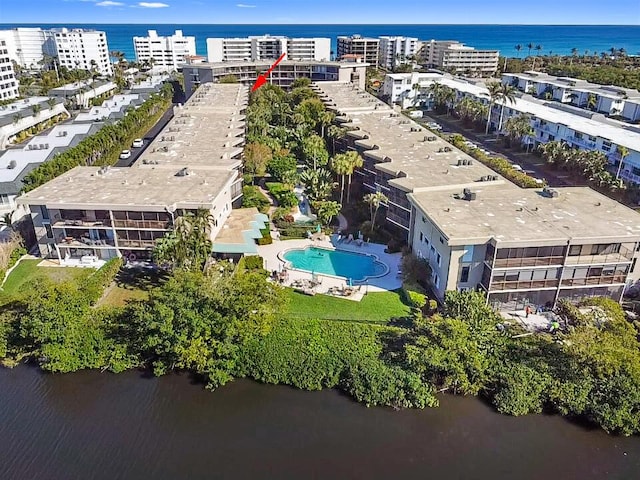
511,164 -> 523,172
426,122 -> 442,130
132,138 -> 144,148
119,150 -> 131,160
534,178 -> 545,185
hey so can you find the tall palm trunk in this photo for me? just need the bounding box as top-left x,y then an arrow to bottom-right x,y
346,174 -> 353,203
497,105 -> 506,136
485,101 -> 493,134
339,175 -> 345,204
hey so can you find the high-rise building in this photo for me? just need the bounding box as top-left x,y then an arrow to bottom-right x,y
0,28 -> 57,70
0,38 -> 19,101
419,40 -> 499,75
133,30 -> 196,71
52,28 -> 113,76
206,35 -> 330,63
378,36 -> 419,70
337,35 -> 380,68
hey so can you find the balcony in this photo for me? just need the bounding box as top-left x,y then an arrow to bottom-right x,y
489,279 -> 560,291
57,235 -> 115,248
117,239 -> 158,249
561,275 -> 627,287
492,256 -> 565,268
112,219 -> 171,230
53,217 -> 111,228
569,136 -> 597,149
564,252 -> 633,265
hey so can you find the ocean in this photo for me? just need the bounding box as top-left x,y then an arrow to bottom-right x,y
1,24 -> 639,62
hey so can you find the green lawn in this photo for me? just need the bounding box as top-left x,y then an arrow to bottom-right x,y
0,259 -> 91,302
283,288 -> 410,324
98,267 -> 167,307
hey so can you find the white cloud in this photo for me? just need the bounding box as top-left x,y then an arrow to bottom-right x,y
236,3 -> 256,7
96,1 -> 125,6
138,2 -> 170,6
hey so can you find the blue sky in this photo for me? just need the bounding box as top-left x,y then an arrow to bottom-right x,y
1,0 -> 639,24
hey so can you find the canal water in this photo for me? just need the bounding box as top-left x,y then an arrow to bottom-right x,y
0,366 -> 638,479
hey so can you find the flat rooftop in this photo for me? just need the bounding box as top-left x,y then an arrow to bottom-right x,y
134,83 -> 248,170
409,184 -> 640,246
315,82 -> 507,192
74,94 -> 143,122
0,123 -> 96,183
17,165 -> 236,210
212,208 -> 269,254
187,60 -> 368,69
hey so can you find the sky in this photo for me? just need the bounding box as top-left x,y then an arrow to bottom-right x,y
0,0 -> 639,24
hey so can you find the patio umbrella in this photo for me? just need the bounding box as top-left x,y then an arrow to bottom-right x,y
348,278 -> 353,287
316,224 -> 321,233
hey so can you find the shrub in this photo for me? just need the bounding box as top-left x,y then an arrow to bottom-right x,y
82,257 -> 124,304
244,255 -> 264,271
403,288 -> 427,309
257,228 -> 273,245
266,182 -> 298,209
271,206 -> 292,222
491,363 -> 551,416
242,185 -> 270,212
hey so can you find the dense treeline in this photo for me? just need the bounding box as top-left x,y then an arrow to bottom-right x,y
1,261 -> 639,434
21,83 -> 174,192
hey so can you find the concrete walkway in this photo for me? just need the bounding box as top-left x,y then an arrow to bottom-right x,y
257,235 -> 402,301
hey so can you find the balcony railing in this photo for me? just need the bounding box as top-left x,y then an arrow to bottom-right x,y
112,219 -> 171,230
561,275 -> 627,287
489,279 -> 560,291
565,252 -> 633,265
57,235 -> 115,247
493,256 -> 565,268
116,239 -> 158,249
53,218 -> 111,228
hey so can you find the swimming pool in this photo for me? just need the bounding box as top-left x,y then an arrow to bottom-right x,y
282,247 -> 388,281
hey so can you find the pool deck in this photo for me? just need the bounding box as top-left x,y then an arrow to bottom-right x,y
257,235 -> 403,301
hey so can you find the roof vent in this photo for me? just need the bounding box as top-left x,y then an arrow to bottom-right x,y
543,186 -> 559,198
176,167 -> 191,177
8,160 -> 17,169
463,188 -> 476,201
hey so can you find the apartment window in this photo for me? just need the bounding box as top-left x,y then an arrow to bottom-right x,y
434,274 -> 440,289
45,224 -> 53,239
40,205 -> 50,220
436,253 -> 442,267
420,232 -> 423,242
603,141 -> 612,151
460,266 -> 470,283
568,245 -> 582,256
440,236 -> 444,244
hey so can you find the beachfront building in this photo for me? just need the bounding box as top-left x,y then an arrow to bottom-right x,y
381,71 -> 445,108
0,27 -> 57,70
419,40 -> 499,75
378,36 -> 420,70
206,35 -> 331,63
502,71 -> 640,122
313,81 -> 640,308
52,28 -> 113,76
0,39 -> 19,101
337,35 -> 380,68
133,30 -> 196,72
16,83 -> 250,264
49,80 -> 118,109
182,59 -> 368,98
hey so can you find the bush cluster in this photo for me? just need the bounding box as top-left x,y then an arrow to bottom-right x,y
266,182 -> 298,209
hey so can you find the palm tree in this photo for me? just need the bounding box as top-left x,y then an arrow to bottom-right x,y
514,44 -> 522,58
318,110 -> 335,139
412,82 -> 421,106
586,93 -> 598,111
364,191 -> 388,231
46,98 -> 56,110
31,104 -> 42,117
527,43 -> 534,57
327,124 -> 347,156
615,145 -> 629,180
12,113 -> 22,125
485,81 -> 502,134
343,150 -> 363,203
331,154 -> 349,204
495,83 -> 518,135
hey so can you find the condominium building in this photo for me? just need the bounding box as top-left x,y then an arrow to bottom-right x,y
378,36 -> 420,70
419,40 -> 499,75
52,28 -> 113,76
0,97 -> 68,148
380,71 -> 640,185
0,39 -> 19,101
502,71 -> 640,122
206,35 -> 331,63
0,28 -> 57,70
49,80 -> 118,109
313,81 -> 640,309
337,35 -> 380,68
182,59 -> 368,98
134,30 -> 196,72
16,83 -> 256,264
